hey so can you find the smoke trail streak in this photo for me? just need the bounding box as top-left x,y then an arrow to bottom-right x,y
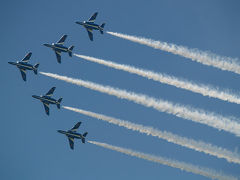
63,105 -> 240,164
107,31 -> 240,75
74,53 -> 240,105
88,140 -> 237,180
39,72 -> 240,137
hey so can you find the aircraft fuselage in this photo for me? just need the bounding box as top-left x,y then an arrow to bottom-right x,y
8,61 -> 34,70
76,21 -> 103,31
58,130 -> 84,139
32,95 -> 59,105
43,43 -> 69,53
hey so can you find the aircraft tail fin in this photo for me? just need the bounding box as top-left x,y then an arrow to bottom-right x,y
100,23 -> 105,29
81,132 -> 88,143
100,23 -> 105,34
33,63 -> 40,74
83,132 -> 88,137
57,98 -> 63,109
68,46 -> 74,57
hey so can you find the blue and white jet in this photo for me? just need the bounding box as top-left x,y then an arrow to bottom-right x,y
43,35 -> 74,63
75,12 -> 105,41
8,52 -> 39,81
32,87 -> 62,115
58,122 -> 88,150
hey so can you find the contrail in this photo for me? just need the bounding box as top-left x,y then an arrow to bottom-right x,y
39,72 -> 240,137
63,105 -> 240,164
107,31 -> 240,75
88,140 -> 237,180
74,53 -> 240,105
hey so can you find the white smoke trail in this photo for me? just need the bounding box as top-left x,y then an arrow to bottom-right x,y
88,140 -> 237,180
39,72 -> 240,137
63,105 -> 240,164
107,31 -> 240,75
74,53 -> 240,105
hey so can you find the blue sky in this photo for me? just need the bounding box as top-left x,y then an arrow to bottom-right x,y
1,0 -> 240,179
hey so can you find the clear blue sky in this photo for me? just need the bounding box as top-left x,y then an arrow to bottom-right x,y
1,0 -> 240,179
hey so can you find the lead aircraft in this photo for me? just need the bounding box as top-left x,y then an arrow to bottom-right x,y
75,12 -> 105,41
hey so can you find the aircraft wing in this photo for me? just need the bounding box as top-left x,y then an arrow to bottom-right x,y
45,87 -> 56,97
43,102 -> 50,115
21,52 -> 32,63
86,28 -> 93,41
71,122 -> 81,132
57,35 -> 67,45
19,68 -> 26,81
88,12 -> 98,22
68,137 -> 74,149
55,50 -> 61,63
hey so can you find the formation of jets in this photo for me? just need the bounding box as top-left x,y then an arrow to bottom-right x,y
8,12 -> 103,149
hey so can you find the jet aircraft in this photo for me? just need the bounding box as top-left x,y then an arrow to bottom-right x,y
32,87 -> 62,115
43,35 -> 74,63
8,52 -> 39,81
58,122 -> 88,150
75,12 -> 105,41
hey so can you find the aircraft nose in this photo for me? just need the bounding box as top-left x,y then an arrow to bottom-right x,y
32,95 -> 38,99
75,21 -> 82,25
57,130 -> 64,134
43,43 -> 51,47
8,62 -> 14,65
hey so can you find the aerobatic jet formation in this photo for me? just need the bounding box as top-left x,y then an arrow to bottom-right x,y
75,12 -> 105,41
58,122 -> 88,150
43,35 -> 74,63
32,87 -> 62,115
8,52 -> 39,81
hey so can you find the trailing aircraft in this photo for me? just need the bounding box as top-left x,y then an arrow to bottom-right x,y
58,122 -> 88,150
32,87 -> 62,115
